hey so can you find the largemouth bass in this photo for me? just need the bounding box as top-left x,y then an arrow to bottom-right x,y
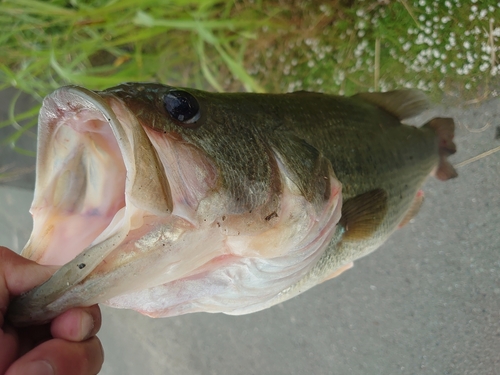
7,84 -> 457,326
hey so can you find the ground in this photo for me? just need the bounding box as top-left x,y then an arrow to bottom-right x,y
0,88 -> 499,374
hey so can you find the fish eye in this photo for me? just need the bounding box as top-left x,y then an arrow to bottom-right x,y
163,90 -> 201,128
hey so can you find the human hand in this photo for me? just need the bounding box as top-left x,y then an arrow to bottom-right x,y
0,246 -> 104,375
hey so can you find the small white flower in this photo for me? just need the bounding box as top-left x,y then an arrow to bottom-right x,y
319,4 -> 331,16
479,62 -> 489,72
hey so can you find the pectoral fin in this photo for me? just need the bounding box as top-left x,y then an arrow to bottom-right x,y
339,188 -> 388,241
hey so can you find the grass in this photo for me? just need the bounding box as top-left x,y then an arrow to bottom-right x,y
0,0 -> 499,165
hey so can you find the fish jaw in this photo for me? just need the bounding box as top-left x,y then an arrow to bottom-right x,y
9,86 -> 177,324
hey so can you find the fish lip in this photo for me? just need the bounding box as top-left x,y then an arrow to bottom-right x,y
43,84 -> 133,166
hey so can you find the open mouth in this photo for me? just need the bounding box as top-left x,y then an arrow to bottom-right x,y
7,86 -> 177,325
23,86 -> 172,266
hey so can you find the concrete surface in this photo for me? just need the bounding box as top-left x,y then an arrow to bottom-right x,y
1,91 -> 499,374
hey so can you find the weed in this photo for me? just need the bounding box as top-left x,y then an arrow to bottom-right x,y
0,0 -> 499,156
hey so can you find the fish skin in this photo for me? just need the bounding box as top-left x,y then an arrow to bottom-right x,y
7,84 -> 456,326
109,84 -> 450,263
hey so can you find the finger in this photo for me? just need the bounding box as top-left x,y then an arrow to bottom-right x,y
50,305 -> 102,342
0,246 -> 58,294
0,247 -> 58,321
0,325 -> 18,374
5,336 -> 104,375
15,323 -> 52,357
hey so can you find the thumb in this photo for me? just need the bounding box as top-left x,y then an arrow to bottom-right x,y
0,246 -> 58,317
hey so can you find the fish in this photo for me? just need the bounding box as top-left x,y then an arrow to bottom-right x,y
6,84 -> 457,326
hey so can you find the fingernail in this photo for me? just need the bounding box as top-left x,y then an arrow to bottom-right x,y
81,311 -> 95,340
19,360 -> 54,375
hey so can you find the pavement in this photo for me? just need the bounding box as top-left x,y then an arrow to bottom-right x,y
1,87 -> 499,374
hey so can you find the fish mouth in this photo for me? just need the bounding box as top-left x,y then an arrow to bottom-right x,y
23,86 -> 172,265
10,86 -> 173,324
